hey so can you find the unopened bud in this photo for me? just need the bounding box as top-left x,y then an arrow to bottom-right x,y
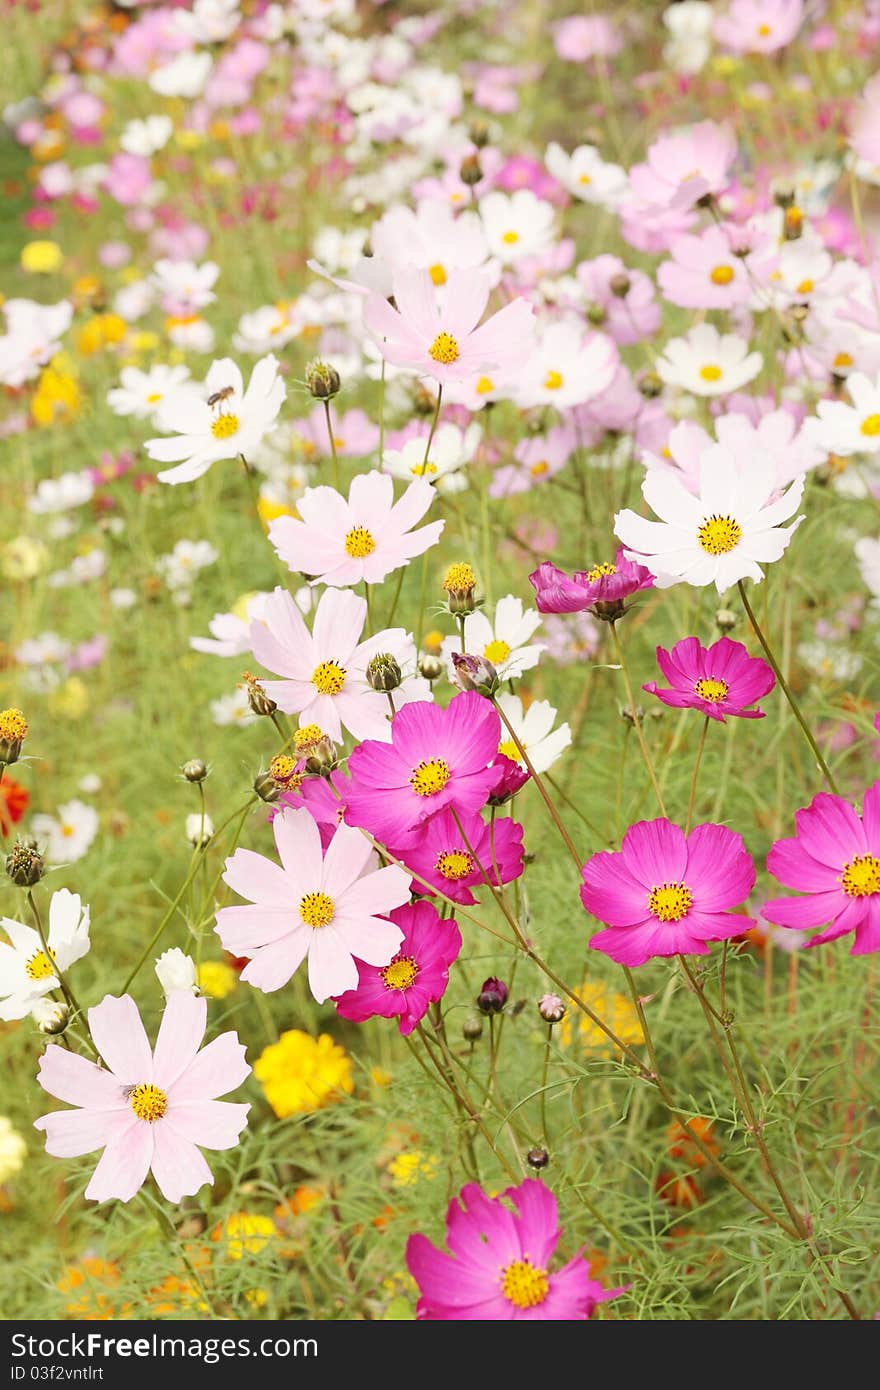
418,653 -> 444,683
366,652 -> 402,692
6,838 -> 43,886
715,608 -> 737,633
538,993 -> 566,1024
305,734 -> 338,775
477,976 -> 509,1015
773,181 -> 796,209
586,302 -> 607,326
186,812 -> 214,848
442,562 -> 477,614
242,671 -> 277,718
155,947 -> 198,999
620,703 -> 645,726
527,1147 -> 549,1170
304,359 -> 340,400
459,153 -> 483,187
450,651 -> 499,696
469,120 -> 490,149
33,999 -> 70,1035
253,769 -> 282,803
462,1013 -> 483,1041
783,205 -> 804,241
182,759 -> 208,783
638,371 -> 663,399
609,271 -> 631,298
0,708 -> 28,765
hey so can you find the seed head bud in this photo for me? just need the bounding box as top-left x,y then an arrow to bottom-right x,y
527,1147 -> 549,1170
715,608 -> 737,634
0,708 -> 28,765
305,734 -> 338,776
459,153 -> 483,187
6,837 -> 43,887
366,652 -> 402,693
538,993 -> 566,1024
450,651 -> 500,697
609,271 -> 631,298
418,653 -> 444,683
586,302 -> 607,326
33,999 -> 70,1035
304,359 -> 341,400
620,703 -> 645,726
442,561 -> 477,614
182,758 -> 208,783
477,976 -> 509,1015
253,769 -> 282,803
462,1014 -> 484,1041
241,671 -> 277,718
638,371 -> 663,399
772,181 -> 796,209
469,120 -> 490,149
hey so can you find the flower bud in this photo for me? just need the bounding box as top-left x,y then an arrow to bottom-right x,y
450,651 -> 500,697
6,837 -> 43,887
462,1013 -> 483,1041
459,153 -> 483,187
715,608 -> 737,634
32,999 -> 70,1035
182,758 -> 208,783
609,271 -> 631,298
538,993 -> 566,1024
185,812 -> 214,848
305,734 -> 338,776
586,302 -> 607,326
242,670 -> 277,717
487,754 -> 530,806
527,1147 -> 549,1170
305,359 -> 341,400
477,976 -> 509,1015
418,653 -> 444,683
253,768 -> 282,803
0,708 -> 28,765
619,703 -> 645,726
442,562 -> 477,614
155,947 -> 198,998
366,652 -> 402,693
468,120 -> 490,149
772,181 -> 796,209
638,371 -> 663,399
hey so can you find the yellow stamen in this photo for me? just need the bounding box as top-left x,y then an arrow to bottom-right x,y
501,1259 -> 549,1309
648,882 -> 693,922
841,854 -> 880,898
861,415 -> 880,437
25,950 -> 55,981
344,526 -> 376,558
129,1083 -> 168,1123
428,263 -> 447,286
428,332 -> 459,365
544,370 -> 564,390
586,562 -> 616,582
699,364 -> 723,382
211,413 -> 239,439
299,891 -> 335,928
710,265 -> 734,286
311,661 -> 346,695
501,230 -> 519,245
436,849 -> 474,880
381,956 -> 419,990
694,677 -> 729,702
410,759 -> 450,797
697,514 -> 742,555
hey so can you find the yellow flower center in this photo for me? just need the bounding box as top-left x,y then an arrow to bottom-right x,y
269,753 -> 299,787
299,891 -> 335,928
428,263 -> 447,286
498,738 -> 521,763
294,723 -> 323,752
578,173 -> 592,184
860,414 -> 880,437
475,376 -> 495,395
344,526 -> 376,558
312,660 -> 346,695
501,230 -> 519,245
442,562 -> 476,593
833,352 -> 853,369
699,364 -> 723,382
429,332 -> 459,364
129,1083 -> 168,1123
436,849 -> 474,880
146,391 -> 162,404
710,264 -> 735,286
410,461 -> 438,476
697,514 -> 742,555
501,1259 -> 549,1309
381,956 -> 419,990
840,854 -> 880,898
586,562 -> 616,581
484,639 -> 511,665
25,949 -> 55,981
211,413 -> 240,439
758,23 -> 771,36
796,279 -> 814,295
410,759 -> 451,797
544,370 -> 564,390
530,460 -> 549,477
648,882 -> 693,923
694,677 -> 729,702
0,708 -> 28,741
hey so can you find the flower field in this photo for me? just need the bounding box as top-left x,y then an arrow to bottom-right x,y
1,0 -> 880,1324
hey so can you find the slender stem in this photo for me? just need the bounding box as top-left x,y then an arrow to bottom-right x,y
539,1022 -> 553,1145
609,622 -> 667,817
738,581 -> 839,793
491,697 -> 583,872
686,717 -> 710,834
377,358 -> 386,468
323,399 -> 340,489
421,384 -> 443,469
383,563 -> 406,629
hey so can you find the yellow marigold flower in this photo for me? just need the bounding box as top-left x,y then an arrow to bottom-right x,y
558,979 -> 645,1056
145,1274 -> 206,1317
210,1212 -> 276,1261
197,960 -> 237,999
76,313 -> 127,356
255,1030 -> 354,1118
387,1151 -> 439,1187
20,240 -> 63,274
48,677 -> 89,721
58,1258 -> 120,1321
0,1116 -> 26,1184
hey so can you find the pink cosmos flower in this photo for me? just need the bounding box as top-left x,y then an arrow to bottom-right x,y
104,153 -> 153,207
333,900 -> 462,1035
553,15 -> 622,61
851,73 -> 880,166
344,693 -> 501,845
406,1177 -> 622,1320
576,255 -> 660,346
216,806 -> 411,1002
393,806 -> 524,905
34,992 -> 250,1204
364,266 -> 534,386
763,785 -> 880,954
657,225 -> 755,311
269,473 -> 443,588
249,587 -> 426,743
529,549 -> 654,619
628,121 -> 737,213
715,0 -> 803,55
582,819 -> 756,966
643,411 -> 824,496
490,423 -> 575,499
643,636 -> 775,722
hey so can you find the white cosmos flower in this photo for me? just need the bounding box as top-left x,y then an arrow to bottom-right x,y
145,355 -> 285,485
191,591 -> 275,657
149,50 -> 213,99
478,190 -> 556,264
211,688 -> 257,727
175,0 -> 241,43
810,372 -> 880,456
151,259 -> 219,313
513,319 -> 618,410
0,889 -> 90,1021
442,595 -> 545,683
0,299 -> 73,387
382,422 -> 481,494
157,539 -> 219,591
120,114 -> 173,157
855,537 -> 880,607
495,693 -> 572,774
232,303 -> 298,354
167,317 -> 215,354
32,800 -> 99,865
657,323 -> 762,397
106,364 -> 194,422
615,446 -> 804,594
545,143 -> 628,206
28,472 -> 94,514
663,1 -> 713,73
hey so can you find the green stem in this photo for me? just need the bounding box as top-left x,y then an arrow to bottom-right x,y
686,717 -> 710,834
323,399 -> 340,490
422,384 -> 443,469
609,622 -> 667,817
490,696 -> 583,873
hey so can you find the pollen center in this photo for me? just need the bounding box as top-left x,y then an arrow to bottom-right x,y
699,364 -> 722,382
648,882 -> 693,922
344,526 -> 376,558
410,758 -> 451,797
211,413 -> 240,439
25,949 -> 55,981
697,514 -> 742,555
436,849 -> 474,880
311,660 -> 346,695
841,854 -> 880,898
381,955 -> 419,990
410,461 -> 437,476
429,332 -> 459,365
833,352 -> 853,369
694,677 -> 729,702
497,738 -> 521,763
299,891 -> 335,928
428,263 -> 447,286
543,370 -> 564,390
530,460 -> 549,477
475,376 -> 495,395
442,562 -> 476,593
129,1083 -> 168,1123
501,1258 -> 549,1309
501,230 -> 519,245
586,562 -> 616,581
709,264 -> 734,285
860,414 -> 880,437
484,638 -> 511,665
146,392 -> 162,404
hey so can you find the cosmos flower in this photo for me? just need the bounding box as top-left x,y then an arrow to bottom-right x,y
0,890 -> 90,1022
392,806 -> 524,906
810,372 -> 880,457
106,364 -> 194,423
545,143 -> 627,206
529,549 -> 654,617
333,900 -> 462,1035
656,323 -> 762,397
643,636 -> 775,721
32,799 -> 99,865
494,693 -> 571,774
440,595 -> 544,683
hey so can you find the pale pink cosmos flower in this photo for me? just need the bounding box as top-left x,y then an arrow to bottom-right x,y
851,73 -> 880,166
628,121 -> 737,213
715,0 -> 803,55
657,225 -> 755,311
269,473 -> 444,588
643,410 -> 824,495
249,586 -> 428,743
34,992 -> 250,1204
364,267 -> 535,386
216,806 -> 411,1003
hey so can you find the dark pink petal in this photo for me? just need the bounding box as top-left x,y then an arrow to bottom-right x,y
580,850 -> 651,927
686,823 -> 754,910
620,818 -> 688,886
794,793 -> 866,868
405,1234 -> 496,1307
767,836 -> 839,891
508,1179 -> 559,1267
861,781 -> 880,849
850,897 -> 880,954
762,889 -> 846,929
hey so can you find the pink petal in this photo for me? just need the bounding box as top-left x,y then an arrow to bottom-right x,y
168,1031 -> 251,1103
222,847 -> 294,907
273,805 -> 323,884
861,781 -> 880,848
307,928 -> 356,1003
620,819 -> 688,887
332,912 -> 403,966
150,1123 -> 214,1204
406,1234 -> 496,1307
164,1099 -> 250,1150
87,994 -> 153,1084
151,991 -> 207,1092
337,862 -> 412,919
320,819 -> 375,896
34,1107 -> 126,1158
84,1120 -> 153,1202
36,1044 -> 128,1110
215,903 -> 295,953
240,929 -> 310,991
794,793 -> 865,869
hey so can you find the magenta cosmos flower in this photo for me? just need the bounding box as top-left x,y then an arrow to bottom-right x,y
582,819 -> 756,966
393,806 -> 524,906
344,692 -> 501,845
268,472 -> 443,588
406,1178 -> 622,1320
216,805 -> 411,1002
333,900 -> 461,1035
34,992 -> 250,1204
364,266 -> 535,385
529,548 -> 654,620
763,785 -> 880,953
643,636 -> 775,722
